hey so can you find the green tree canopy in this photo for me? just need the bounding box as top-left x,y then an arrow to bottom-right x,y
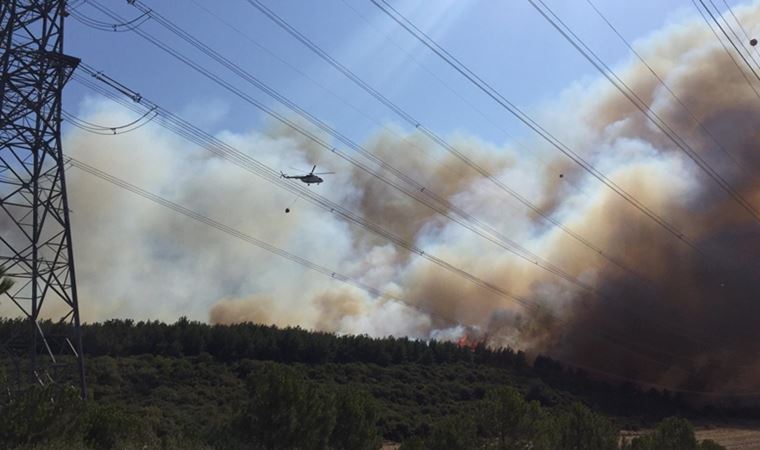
479,386 -> 556,449
238,364 -> 336,450
424,415 -> 477,450
556,402 -> 618,450
330,387 -> 382,450
649,417 -> 697,450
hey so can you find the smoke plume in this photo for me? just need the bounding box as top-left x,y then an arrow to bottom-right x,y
4,1 -> 760,398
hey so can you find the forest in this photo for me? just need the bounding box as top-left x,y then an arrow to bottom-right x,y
0,318 -> 747,449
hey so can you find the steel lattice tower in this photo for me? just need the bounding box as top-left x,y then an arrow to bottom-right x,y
0,0 -> 86,397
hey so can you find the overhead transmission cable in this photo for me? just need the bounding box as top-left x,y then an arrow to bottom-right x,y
241,0 -> 646,282
365,0 -> 760,347
527,0 -> 760,226
236,0 -> 760,348
68,8 -> 150,32
369,0 -> 710,259
691,0 -> 760,101
694,0 -> 760,85
71,67 -> 701,372
61,107 -> 157,135
721,0 -> 760,60
708,0 -> 760,73
187,0 -> 506,191
585,0 -> 750,172
337,0 -> 572,184
87,0 -> 756,362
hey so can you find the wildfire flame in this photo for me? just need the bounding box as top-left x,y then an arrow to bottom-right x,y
456,333 -> 482,350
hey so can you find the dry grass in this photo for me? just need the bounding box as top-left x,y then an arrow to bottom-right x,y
621,423 -> 760,450
695,427 -> 760,450
382,424 -> 760,449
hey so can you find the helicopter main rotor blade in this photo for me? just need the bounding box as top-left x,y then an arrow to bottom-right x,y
312,172 -> 335,175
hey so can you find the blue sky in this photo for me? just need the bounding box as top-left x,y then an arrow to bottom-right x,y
62,0 -> 719,148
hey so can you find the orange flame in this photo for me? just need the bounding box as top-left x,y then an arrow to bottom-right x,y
456,334 -> 481,350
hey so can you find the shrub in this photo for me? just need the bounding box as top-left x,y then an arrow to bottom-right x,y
237,364 -> 336,449
556,402 -> 618,450
330,387 -> 381,450
0,385 -> 83,447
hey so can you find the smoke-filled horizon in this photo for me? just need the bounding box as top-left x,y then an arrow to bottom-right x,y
5,1 -> 760,397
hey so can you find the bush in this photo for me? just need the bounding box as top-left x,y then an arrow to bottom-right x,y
624,418 -> 726,450
0,385 -> 83,447
424,415 -> 477,450
699,439 -> 726,450
479,386 -> 556,449
650,417 -> 697,450
237,364 -> 336,449
556,402 -> 618,450
399,436 -> 426,450
81,403 -> 159,449
330,387 -> 382,450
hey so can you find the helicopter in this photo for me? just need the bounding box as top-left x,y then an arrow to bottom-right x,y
280,165 -> 333,186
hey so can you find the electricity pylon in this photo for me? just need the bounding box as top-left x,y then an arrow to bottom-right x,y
0,0 -> 86,398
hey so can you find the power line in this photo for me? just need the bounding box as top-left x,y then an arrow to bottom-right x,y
363,0 -> 760,352
185,0 -> 489,194
337,0 -> 574,190
61,107 -> 157,135
233,0 -> 760,356
691,0 -> 760,101
242,0 -> 644,282
369,0 -> 708,260
709,0 -> 760,73
584,0 -> 751,173
68,8 -> 150,32
721,0 -> 760,62
527,0 -> 760,226
695,0 -> 760,86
